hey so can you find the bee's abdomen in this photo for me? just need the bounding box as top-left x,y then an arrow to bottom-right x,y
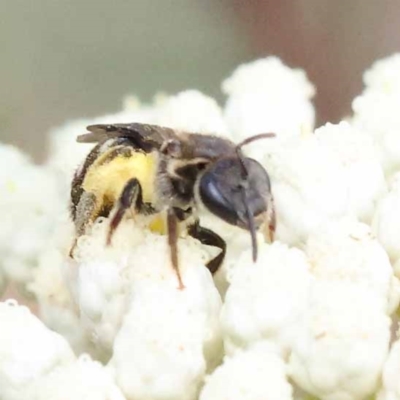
71,139 -> 158,222
70,142 -> 104,220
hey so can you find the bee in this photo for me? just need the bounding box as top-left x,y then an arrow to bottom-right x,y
70,123 -> 275,288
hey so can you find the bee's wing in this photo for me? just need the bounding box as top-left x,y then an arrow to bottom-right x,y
77,123 -> 178,150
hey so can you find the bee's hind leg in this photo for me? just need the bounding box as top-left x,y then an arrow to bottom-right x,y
188,221 -> 226,275
69,191 -> 98,257
107,178 -> 143,245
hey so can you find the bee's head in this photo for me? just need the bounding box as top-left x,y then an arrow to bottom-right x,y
198,153 -> 272,262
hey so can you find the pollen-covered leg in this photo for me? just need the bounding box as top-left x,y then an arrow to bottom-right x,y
264,194 -> 276,244
167,209 -> 185,290
107,178 -> 143,245
70,191 -> 98,257
188,221 -> 226,275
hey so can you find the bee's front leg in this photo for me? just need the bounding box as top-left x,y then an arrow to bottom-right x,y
188,221 -> 226,275
167,209 -> 185,290
263,193 -> 276,244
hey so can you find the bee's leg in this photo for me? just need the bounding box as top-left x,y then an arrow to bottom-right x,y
167,208 -> 185,290
107,178 -> 143,245
188,221 -> 226,275
69,191 -> 98,257
264,194 -> 276,243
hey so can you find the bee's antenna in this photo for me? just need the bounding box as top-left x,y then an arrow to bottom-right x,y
236,133 -> 276,151
240,187 -> 258,262
236,148 -> 249,178
235,133 -> 276,178
234,133 -> 275,255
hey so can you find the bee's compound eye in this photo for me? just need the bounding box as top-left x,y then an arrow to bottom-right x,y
199,157 -> 271,229
199,162 -> 241,226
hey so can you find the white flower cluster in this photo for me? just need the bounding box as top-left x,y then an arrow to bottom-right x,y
352,53 -> 400,177
0,145 -> 63,295
1,54 -> 400,400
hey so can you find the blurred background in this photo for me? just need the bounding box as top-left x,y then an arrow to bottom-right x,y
1,0 -> 400,159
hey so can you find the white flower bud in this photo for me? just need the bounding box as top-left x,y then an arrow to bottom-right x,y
200,342 -> 293,400
352,53 -> 400,176
23,355 -> 125,400
223,57 -> 315,143
314,122 -> 386,223
0,300 -> 75,400
222,242 -> 312,355
154,90 -> 229,137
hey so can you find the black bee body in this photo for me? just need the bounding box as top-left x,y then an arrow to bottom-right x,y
70,123 -> 275,288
